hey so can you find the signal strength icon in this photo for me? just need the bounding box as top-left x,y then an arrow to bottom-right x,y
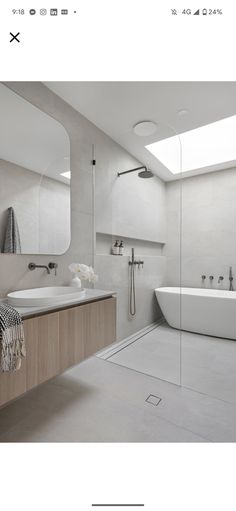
194,9 -> 200,15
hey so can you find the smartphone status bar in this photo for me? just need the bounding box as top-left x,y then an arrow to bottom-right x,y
11,8 -> 78,16
171,8 -> 223,15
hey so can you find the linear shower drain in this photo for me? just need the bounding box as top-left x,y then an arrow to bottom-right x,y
145,394 -> 162,406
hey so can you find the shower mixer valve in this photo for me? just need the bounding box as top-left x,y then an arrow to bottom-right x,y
129,259 -> 144,268
138,261 -> 144,269
128,247 -> 144,268
129,248 -> 144,318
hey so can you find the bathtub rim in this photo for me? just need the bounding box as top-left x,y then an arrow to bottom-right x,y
155,286 -> 236,299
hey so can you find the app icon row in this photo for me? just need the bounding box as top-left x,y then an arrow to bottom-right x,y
31,9 -> 68,15
12,9 -> 77,16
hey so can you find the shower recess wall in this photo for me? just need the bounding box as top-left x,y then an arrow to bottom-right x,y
94,142 -> 167,341
94,126 -> 182,364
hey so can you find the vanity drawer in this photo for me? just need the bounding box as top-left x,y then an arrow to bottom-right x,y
0,296 -> 116,408
59,305 -> 85,371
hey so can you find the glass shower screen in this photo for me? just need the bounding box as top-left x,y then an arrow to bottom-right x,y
95,119 -> 183,385
180,103 -> 236,404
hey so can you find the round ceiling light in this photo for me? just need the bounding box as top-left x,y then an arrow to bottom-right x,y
133,121 -> 157,137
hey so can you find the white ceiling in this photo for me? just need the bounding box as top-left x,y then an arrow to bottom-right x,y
44,81 -> 236,181
0,84 -> 70,184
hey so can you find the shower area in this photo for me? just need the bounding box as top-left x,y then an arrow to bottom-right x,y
94,102 -> 236,407
94,123 -> 182,385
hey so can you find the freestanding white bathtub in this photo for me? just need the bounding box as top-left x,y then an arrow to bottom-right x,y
155,287 -> 236,340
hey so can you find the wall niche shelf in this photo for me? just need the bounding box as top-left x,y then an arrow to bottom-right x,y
96,232 -> 165,257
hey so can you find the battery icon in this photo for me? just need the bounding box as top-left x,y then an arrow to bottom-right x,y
202,8 -> 207,15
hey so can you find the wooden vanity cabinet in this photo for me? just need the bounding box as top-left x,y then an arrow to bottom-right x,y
59,305 -> 86,372
0,296 -> 116,408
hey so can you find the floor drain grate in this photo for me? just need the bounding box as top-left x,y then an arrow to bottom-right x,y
145,394 -> 162,406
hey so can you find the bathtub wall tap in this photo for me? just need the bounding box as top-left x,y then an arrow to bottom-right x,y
218,276 -> 224,284
209,275 -> 214,281
201,275 -> 206,281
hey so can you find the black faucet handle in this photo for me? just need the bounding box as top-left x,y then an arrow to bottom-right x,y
48,262 -> 58,276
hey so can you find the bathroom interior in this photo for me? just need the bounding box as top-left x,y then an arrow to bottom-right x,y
0,81 -> 236,442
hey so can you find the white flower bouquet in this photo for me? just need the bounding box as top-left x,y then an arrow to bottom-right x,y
69,263 -> 98,288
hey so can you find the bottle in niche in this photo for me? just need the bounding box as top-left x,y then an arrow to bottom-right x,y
112,240 -> 120,255
119,241 -> 124,255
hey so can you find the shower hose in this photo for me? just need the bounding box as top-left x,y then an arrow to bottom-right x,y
130,262 -> 136,316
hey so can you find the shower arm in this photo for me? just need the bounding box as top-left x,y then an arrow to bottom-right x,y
117,166 -> 147,177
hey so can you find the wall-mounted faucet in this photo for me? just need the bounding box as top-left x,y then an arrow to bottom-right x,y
201,275 -> 206,282
209,275 -> 214,281
229,266 -> 234,291
28,262 -> 50,274
218,276 -> 224,284
28,261 -> 58,275
48,261 -> 58,276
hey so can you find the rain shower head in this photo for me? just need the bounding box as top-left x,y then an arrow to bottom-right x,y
117,165 -> 154,178
138,169 -> 154,179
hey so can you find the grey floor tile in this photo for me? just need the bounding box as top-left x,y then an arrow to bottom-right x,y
109,325 -> 181,384
0,357 -> 206,442
0,394 -> 205,443
1,334 -> 236,442
63,357 -> 236,442
181,330 -> 236,405
109,322 -> 236,407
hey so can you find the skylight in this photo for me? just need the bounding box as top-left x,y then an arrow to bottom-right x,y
145,115 -> 236,174
60,171 -> 71,179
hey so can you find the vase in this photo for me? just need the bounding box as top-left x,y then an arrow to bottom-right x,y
71,274 -> 82,288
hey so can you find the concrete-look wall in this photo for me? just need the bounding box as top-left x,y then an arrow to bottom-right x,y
0,82 -> 165,342
95,253 -> 165,341
0,159 -> 70,255
95,144 -> 167,340
95,147 -> 166,243
163,178 -> 181,286
165,167 -> 236,289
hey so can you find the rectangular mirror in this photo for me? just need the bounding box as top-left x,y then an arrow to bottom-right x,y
0,83 -> 71,255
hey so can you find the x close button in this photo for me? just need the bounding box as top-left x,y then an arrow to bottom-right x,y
10,32 -> 20,43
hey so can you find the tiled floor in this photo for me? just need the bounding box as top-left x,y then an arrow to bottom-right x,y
0,352 -> 236,442
181,329 -> 236,405
108,324 -> 181,385
109,323 -> 236,405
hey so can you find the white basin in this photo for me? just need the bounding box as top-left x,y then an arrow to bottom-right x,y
7,286 -> 86,307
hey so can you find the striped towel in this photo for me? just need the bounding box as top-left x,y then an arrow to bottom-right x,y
0,303 -> 26,372
2,207 -> 21,254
